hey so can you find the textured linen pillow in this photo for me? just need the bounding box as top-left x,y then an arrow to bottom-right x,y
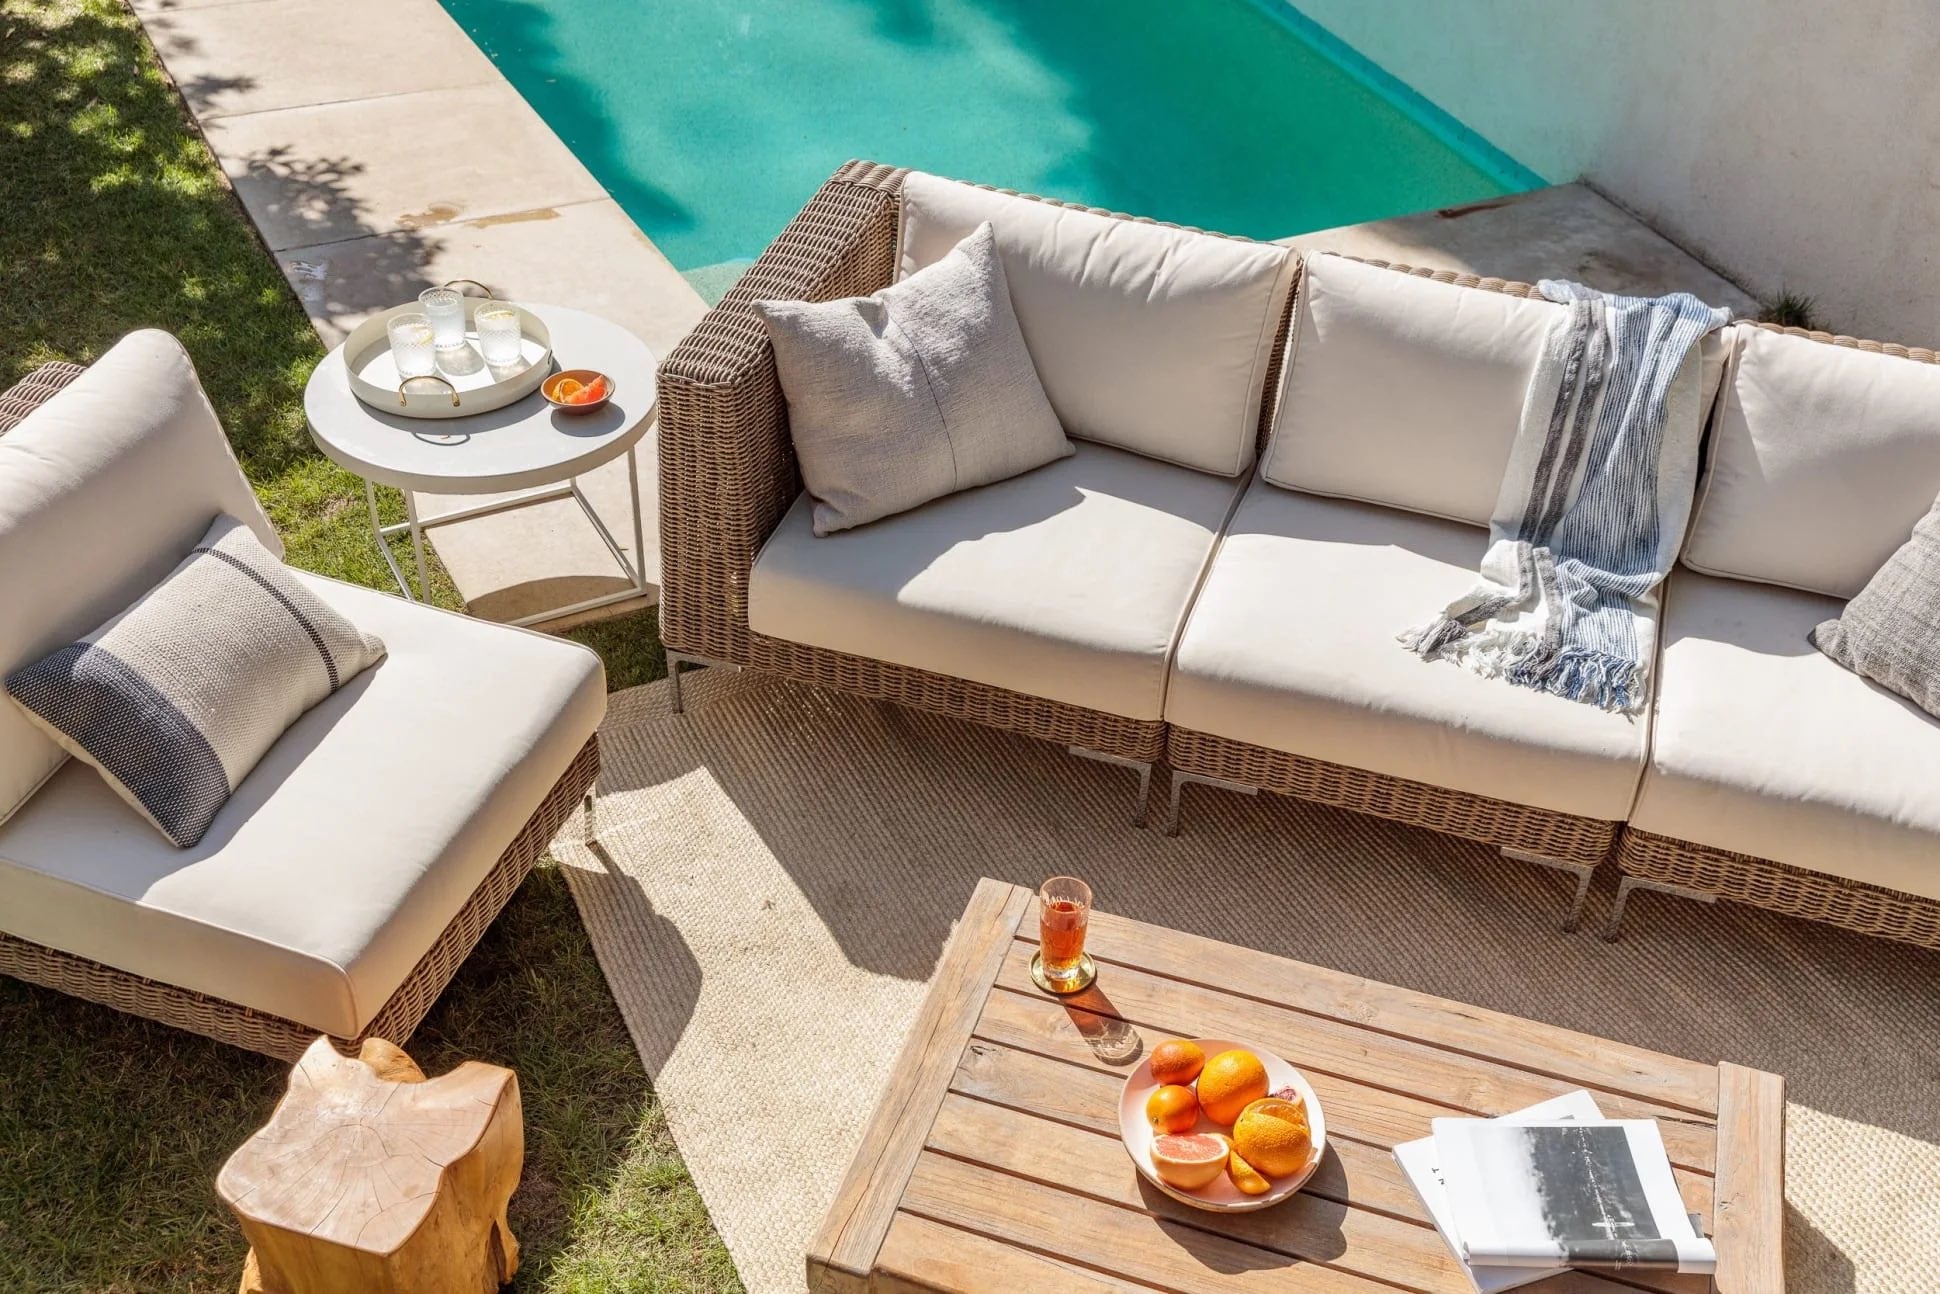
1811,497 -> 1940,719
5,515 -> 386,846
755,221 -> 1071,534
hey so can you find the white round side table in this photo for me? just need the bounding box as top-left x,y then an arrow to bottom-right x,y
305,304 -> 657,627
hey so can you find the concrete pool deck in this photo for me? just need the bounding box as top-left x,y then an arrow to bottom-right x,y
1285,183 -> 1758,315
135,0 -> 1756,634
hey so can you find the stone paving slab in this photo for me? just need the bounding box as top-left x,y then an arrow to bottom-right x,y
414,424 -> 663,628
145,0 -> 498,120
202,82 -> 609,251
274,198 -> 703,357
1285,183 -> 1759,315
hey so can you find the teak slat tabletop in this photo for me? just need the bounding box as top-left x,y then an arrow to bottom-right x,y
808,879 -> 1785,1294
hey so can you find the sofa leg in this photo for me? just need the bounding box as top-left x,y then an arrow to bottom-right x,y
666,651 -> 739,715
1602,874 -> 1716,941
583,791 -> 598,847
1160,770 -> 1257,837
1068,747 -> 1154,827
1501,848 -> 1597,933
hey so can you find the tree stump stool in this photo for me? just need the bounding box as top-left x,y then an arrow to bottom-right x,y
217,1037 -> 523,1294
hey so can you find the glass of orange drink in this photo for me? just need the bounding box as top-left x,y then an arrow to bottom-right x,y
1032,876 -> 1095,994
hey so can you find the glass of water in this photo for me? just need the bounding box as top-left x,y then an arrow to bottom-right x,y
386,313 -> 437,378
417,286 -> 467,351
475,304 -> 524,367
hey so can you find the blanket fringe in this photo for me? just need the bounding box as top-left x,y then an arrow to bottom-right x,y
1513,646 -> 1642,712
1400,624 -> 1641,712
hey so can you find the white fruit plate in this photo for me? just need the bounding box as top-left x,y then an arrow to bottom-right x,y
1118,1037 -> 1326,1213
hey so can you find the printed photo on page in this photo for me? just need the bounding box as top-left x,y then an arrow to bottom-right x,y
1435,1119 -> 1716,1273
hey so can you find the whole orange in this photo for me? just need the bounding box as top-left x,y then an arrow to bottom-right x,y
1231,1096 -> 1312,1177
1145,1083 -> 1199,1134
1195,1049 -> 1269,1126
1149,1040 -> 1206,1087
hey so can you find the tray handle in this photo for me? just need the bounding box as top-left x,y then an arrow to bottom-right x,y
398,374 -> 461,408
442,279 -> 495,298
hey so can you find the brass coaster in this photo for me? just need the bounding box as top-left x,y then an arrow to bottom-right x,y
1030,950 -> 1096,995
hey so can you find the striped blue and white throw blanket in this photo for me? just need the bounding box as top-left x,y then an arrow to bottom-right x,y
1400,282 -> 1730,711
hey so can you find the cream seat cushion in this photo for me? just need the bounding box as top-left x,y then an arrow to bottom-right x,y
749,442 -> 1243,721
1629,572 -> 1940,902
897,172 -> 1297,477
1261,255 -> 1730,527
1683,326 -> 1940,599
1167,481 -> 1651,821
0,574 -> 605,1038
0,330 -> 279,826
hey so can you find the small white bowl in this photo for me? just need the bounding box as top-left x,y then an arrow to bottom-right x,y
1117,1037 -> 1326,1212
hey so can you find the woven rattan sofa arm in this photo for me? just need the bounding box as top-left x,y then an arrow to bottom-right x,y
656,160 -> 908,664
0,360 -> 87,437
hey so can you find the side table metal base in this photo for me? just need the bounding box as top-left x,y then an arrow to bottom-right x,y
367,445 -> 648,629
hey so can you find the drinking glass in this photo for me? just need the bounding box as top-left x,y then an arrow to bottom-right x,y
386,313 -> 437,379
1033,876 -> 1094,994
417,286 -> 467,351
475,304 -> 524,367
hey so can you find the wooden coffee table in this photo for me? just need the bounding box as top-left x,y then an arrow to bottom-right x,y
808,879 -> 1784,1293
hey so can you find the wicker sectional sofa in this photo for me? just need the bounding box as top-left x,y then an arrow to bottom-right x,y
659,161 -> 1940,951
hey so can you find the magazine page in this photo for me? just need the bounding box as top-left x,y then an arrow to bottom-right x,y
1435,1119 -> 1717,1273
1393,1091 -> 1604,1294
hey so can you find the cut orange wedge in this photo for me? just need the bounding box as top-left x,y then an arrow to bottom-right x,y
552,378 -> 584,401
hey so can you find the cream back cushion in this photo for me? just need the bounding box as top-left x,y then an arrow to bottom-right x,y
0,330 -> 279,825
1684,326 -> 1940,599
897,172 -> 1296,477
1261,255 -> 1730,526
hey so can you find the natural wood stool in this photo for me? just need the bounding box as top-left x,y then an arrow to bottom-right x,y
218,1036 -> 523,1294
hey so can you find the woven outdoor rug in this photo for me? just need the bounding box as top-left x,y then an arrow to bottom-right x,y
555,668 -> 1940,1293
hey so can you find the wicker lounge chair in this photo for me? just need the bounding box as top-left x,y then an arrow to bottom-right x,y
0,335 -> 605,1059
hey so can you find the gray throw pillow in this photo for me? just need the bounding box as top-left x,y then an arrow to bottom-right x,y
5,515 -> 385,846
1811,497 -> 1940,719
756,220 -> 1071,534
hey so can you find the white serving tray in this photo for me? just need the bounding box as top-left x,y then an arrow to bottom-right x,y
344,299 -> 552,420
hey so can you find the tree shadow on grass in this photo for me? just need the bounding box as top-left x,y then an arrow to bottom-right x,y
0,0 -> 441,598
0,868 -> 736,1293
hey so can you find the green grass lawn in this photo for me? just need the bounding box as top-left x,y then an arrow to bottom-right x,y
0,1 -> 732,1288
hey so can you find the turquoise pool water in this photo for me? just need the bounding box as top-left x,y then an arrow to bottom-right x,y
438,0 -> 1535,295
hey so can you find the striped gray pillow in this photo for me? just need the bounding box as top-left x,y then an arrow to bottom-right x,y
1812,496 -> 1940,720
5,515 -> 385,846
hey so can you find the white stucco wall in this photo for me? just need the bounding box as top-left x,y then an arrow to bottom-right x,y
1291,0 -> 1940,344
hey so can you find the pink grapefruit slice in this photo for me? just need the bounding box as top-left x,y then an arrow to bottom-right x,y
1149,1132 -> 1230,1191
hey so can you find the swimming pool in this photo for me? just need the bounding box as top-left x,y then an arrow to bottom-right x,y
438,0 -> 1537,299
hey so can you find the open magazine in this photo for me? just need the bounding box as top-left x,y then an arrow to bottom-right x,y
1394,1091 -> 1602,1293
1435,1117 -> 1716,1274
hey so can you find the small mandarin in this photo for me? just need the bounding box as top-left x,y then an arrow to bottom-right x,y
1145,1083 -> 1199,1135
1149,1039 -> 1205,1087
